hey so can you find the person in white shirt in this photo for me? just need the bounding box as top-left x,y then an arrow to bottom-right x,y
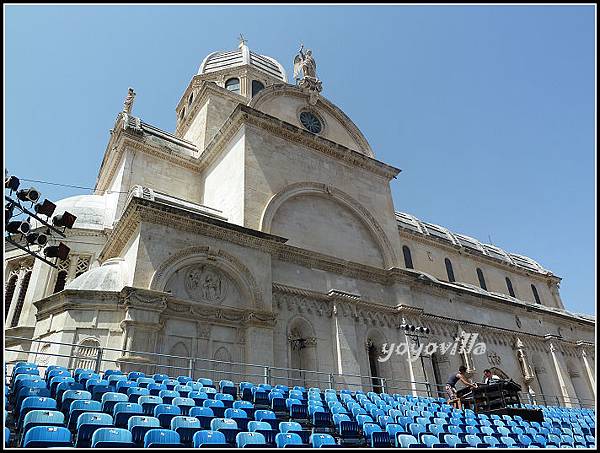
483,369 -> 501,384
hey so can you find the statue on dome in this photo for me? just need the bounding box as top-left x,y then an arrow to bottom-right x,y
122,87 -> 136,115
294,44 -> 317,81
294,44 -> 322,104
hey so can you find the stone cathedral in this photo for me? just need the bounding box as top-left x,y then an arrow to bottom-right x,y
4,40 -> 595,407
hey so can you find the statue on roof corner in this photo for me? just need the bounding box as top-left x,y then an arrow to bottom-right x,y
122,87 -> 136,115
294,44 -> 322,105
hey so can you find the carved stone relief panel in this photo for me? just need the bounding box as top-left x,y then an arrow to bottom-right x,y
165,264 -> 241,307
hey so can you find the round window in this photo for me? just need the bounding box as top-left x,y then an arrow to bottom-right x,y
299,111 -> 322,134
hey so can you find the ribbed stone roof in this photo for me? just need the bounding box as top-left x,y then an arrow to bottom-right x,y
395,211 -> 552,275
198,42 -> 287,82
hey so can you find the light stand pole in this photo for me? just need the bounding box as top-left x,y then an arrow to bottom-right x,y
401,321 -> 431,397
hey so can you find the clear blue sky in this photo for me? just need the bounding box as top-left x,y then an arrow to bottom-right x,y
5,5 -> 595,315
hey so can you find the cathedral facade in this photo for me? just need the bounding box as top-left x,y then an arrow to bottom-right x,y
5,41 -> 595,407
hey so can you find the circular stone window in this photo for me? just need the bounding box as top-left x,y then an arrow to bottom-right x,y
299,111 -> 322,134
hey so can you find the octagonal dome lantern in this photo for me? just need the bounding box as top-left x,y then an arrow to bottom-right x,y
198,41 -> 287,83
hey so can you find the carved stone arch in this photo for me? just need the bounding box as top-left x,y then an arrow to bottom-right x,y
248,84 -> 374,157
286,316 -> 318,388
72,337 -> 101,371
260,182 -> 396,268
213,346 -> 233,382
150,246 -> 263,309
168,341 -> 190,376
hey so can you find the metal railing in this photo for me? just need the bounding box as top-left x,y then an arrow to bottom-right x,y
4,335 -> 595,408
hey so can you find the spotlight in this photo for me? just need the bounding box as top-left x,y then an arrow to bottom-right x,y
26,232 -> 48,246
6,220 -> 31,235
416,326 -> 424,333
424,327 -> 430,334
409,325 -> 416,332
52,211 -> 77,229
401,324 -> 408,331
43,242 -> 70,261
16,187 -> 41,204
34,199 -> 56,217
5,175 -> 20,192
5,204 -> 14,222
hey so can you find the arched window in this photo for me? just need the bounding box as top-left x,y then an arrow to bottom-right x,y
179,107 -> 185,120
402,246 -> 413,269
476,268 -> 487,291
445,258 -> 455,282
5,274 -> 18,320
73,338 -> 100,371
531,284 -> 541,304
251,80 -> 265,97
367,341 -> 382,393
506,277 -> 516,297
11,271 -> 31,327
53,271 -> 68,293
188,91 -> 194,105
213,347 -> 232,383
225,77 -> 240,94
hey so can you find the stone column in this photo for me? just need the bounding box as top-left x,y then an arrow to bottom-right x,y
117,288 -> 168,375
331,300 -> 362,391
578,345 -> 596,399
546,338 -> 578,407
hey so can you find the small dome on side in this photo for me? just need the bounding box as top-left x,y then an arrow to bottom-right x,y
66,257 -> 129,292
30,194 -> 114,231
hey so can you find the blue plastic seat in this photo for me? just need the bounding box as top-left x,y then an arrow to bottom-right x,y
237,431 -> 267,448
60,389 -> 91,414
21,409 -> 65,439
189,406 -> 215,430
311,433 -> 339,448
147,382 -> 167,396
158,389 -> 180,405
127,386 -> 150,403
422,434 -> 440,448
76,411 -> 114,447
445,433 -> 469,448
68,399 -> 101,430
172,396 -> 195,416
254,409 -> 279,430
170,415 -> 202,447
153,404 -> 182,428
189,390 -> 208,407
224,408 -> 249,431
398,433 -> 426,448
152,374 -> 169,383
91,427 -> 134,448
198,378 -> 214,388
143,428 -> 182,448
128,371 -> 145,381
101,391 -> 128,414
465,434 -> 484,447
22,426 -> 72,448
128,415 -> 161,447
211,417 -> 240,445
136,377 -> 155,388
203,398 -> 226,417
18,396 -> 57,430
113,402 -> 143,428
193,429 -> 228,448
276,432 -> 303,448
15,386 -> 51,417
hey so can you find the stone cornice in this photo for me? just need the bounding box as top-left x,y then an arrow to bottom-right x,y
398,225 -> 561,283
33,290 -> 123,320
97,196 -> 594,329
200,104 -> 400,180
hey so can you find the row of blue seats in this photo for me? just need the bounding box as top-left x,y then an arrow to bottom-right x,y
20,425 -> 350,448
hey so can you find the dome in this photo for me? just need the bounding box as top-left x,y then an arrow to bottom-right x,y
66,257 -> 129,292
198,42 -> 287,82
30,194 -> 114,231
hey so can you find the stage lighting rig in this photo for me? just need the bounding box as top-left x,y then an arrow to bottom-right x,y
5,174 -> 77,269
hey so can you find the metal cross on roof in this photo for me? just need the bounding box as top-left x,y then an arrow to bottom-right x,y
238,34 -> 247,47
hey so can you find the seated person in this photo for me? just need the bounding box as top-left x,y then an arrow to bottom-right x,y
482,369 -> 502,384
